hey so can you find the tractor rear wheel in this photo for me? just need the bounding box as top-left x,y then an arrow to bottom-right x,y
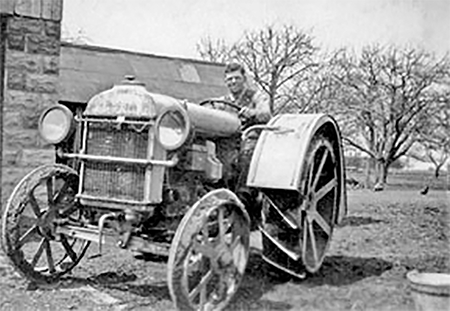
261,133 -> 340,276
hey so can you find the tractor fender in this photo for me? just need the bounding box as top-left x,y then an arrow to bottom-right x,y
246,113 -> 347,223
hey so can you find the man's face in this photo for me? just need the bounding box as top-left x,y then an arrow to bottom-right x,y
225,70 -> 245,94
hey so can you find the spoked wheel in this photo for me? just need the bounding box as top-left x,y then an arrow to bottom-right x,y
1,164 -> 90,283
167,189 -> 250,311
299,136 -> 339,273
260,134 -> 340,276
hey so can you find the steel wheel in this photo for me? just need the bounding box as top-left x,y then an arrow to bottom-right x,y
1,164 -> 90,283
167,189 -> 250,311
299,137 -> 338,272
260,133 -> 340,276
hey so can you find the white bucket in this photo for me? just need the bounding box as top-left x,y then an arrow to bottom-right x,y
406,270 -> 450,311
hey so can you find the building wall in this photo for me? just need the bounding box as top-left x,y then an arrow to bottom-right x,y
0,0 -> 63,205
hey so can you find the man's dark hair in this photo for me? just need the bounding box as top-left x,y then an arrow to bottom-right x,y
224,62 -> 246,76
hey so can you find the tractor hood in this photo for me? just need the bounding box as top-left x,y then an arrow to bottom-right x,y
84,75 -> 241,138
84,76 -> 178,118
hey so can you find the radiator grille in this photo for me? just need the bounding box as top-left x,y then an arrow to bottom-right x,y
82,122 -> 149,201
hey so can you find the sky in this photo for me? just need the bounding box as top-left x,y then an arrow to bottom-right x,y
62,0 -> 450,60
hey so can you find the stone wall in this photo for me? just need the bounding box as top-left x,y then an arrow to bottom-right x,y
0,15 -> 5,206
1,0 -> 63,204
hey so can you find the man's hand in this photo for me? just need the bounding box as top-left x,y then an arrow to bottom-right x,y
239,107 -> 255,119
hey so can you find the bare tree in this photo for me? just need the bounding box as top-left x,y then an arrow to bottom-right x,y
197,25 -> 319,113
411,98 -> 450,178
332,45 -> 450,185
278,51 -> 343,114
196,36 -> 231,63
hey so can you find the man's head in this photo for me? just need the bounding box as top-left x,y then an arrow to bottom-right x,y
224,62 -> 246,95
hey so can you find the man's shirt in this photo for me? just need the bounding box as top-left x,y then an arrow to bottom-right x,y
221,88 -> 272,127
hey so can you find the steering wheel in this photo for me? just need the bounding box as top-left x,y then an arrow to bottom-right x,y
198,99 -> 241,112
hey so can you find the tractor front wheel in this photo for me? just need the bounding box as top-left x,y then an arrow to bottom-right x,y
1,164 -> 90,283
167,189 -> 250,311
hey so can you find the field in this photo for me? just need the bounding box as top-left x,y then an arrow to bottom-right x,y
0,169 -> 449,310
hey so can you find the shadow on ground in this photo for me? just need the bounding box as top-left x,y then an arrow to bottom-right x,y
337,215 -> 385,227
56,272 -> 172,302
227,253 -> 393,310
304,255 -> 393,286
21,253 -> 393,310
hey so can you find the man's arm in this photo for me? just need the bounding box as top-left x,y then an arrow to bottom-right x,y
239,90 -> 271,123
252,91 -> 271,122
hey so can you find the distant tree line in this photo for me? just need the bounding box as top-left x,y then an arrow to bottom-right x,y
197,24 -> 450,187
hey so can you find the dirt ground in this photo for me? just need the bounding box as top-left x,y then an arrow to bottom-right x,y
0,182 -> 449,310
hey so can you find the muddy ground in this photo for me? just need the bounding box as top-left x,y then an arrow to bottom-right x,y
0,185 -> 449,310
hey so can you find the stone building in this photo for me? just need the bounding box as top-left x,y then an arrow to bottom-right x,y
0,0 -> 226,204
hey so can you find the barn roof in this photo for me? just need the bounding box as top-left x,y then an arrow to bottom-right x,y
58,42 -> 227,104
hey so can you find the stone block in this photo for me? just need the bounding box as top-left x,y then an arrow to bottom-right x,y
7,33 -> 25,51
1,166 -> 30,198
4,90 -> 41,109
3,127 -> 40,149
38,92 -> 58,108
14,0 -> 42,19
3,98 -> 43,130
0,0 -> 15,14
2,111 -> 23,129
2,144 -> 58,202
3,0 -> 62,21
42,0 -> 63,21
22,148 -> 55,166
3,149 -> 24,166
4,90 -> 57,113
21,108 -> 42,129
44,20 -> 60,38
3,148 -> 53,168
6,51 -> 41,73
3,103 -> 37,120
42,55 -> 59,74
25,73 -> 58,93
8,16 -> 43,34
6,68 -> 26,90
26,33 -> 59,55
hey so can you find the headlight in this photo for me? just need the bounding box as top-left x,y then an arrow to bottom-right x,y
38,105 -> 74,144
155,107 -> 190,150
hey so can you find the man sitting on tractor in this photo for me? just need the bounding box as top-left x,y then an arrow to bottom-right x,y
218,62 -> 272,224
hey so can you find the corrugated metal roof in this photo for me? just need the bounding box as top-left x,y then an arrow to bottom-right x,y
58,42 -> 227,104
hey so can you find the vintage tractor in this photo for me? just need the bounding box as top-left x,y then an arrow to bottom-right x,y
1,76 -> 347,311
